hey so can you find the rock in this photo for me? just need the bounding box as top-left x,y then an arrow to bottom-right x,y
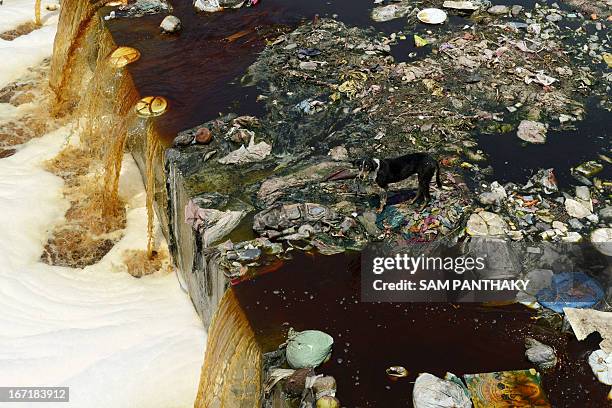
160,15 -> 182,33
517,120 -> 547,144
565,198 -> 591,219
552,221 -> 568,233
599,206 -> 612,222
413,373 -> 471,408
525,337 -> 557,370
546,13 -> 562,22
562,232 -> 582,243
568,218 -> 584,230
443,1 -> 479,11
575,186 -> 593,212
328,145 -> 349,161
195,127 -> 213,144
488,5 -> 510,15
466,211 -> 507,237
299,61 -> 318,70
591,228 -> 612,256
511,5 -> 523,16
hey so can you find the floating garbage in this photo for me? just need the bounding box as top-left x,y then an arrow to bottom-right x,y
386,366 -> 409,379
565,308 -> 612,353
464,369 -> 551,407
589,350 -> 612,385
417,8 -> 448,24
443,1 -> 479,11
371,1 -> 412,22
525,337 -> 557,370
316,396 -> 340,408
574,160 -> 604,178
517,120 -> 547,144
286,329 -> 334,369
135,96 -> 168,117
108,46 -> 141,68
414,35 -> 429,48
536,272 -> 604,314
413,372 -> 471,408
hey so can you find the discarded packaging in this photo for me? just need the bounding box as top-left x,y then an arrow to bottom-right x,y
386,366 -> 409,378
536,272 -> 604,314
417,8 -> 448,25
589,349 -> 612,385
108,46 -> 141,68
565,308 -> 612,353
286,329 -> 334,369
413,372 -> 471,408
464,369 -> 551,407
218,135 -> 271,164
135,96 -> 168,117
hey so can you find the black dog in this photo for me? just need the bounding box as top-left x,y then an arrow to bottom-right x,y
355,153 -> 441,212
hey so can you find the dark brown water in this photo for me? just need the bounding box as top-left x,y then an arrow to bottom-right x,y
106,0 -> 608,185
235,252 -> 611,408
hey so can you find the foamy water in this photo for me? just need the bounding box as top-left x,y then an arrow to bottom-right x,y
0,4 -> 206,408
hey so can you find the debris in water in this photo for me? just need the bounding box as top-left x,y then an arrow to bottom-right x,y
108,46 -> 141,68
525,337 -> 557,370
536,272 -> 604,314
517,120 -> 547,144
463,369 -> 551,407
135,96 -> 168,117
386,366 -> 409,379
589,349 -> 612,386
160,15 -> 182,33
413,372 -> 471,408
417,8 -> 448,25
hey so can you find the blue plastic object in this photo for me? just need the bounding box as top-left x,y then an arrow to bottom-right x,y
536,272 -> 604,314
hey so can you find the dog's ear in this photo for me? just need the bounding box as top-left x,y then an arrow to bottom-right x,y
351,158 -> 364,167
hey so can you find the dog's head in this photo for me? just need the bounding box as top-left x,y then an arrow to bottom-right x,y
353,157 -> 378,173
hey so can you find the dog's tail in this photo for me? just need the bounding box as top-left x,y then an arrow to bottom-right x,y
435,160 -> 442,188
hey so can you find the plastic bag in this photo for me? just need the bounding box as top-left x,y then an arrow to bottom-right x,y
286,330 -> 333,369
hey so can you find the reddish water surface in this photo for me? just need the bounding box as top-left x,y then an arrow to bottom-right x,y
235,252 -> 611,408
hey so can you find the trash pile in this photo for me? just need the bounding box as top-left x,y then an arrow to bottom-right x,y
471,168 -> 611,242
168,5 -> 610,283
263,329 -> 340,408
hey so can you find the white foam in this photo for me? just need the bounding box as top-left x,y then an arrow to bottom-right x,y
0,3 -> 206,405
0,1 -> 60,88
0,125 -> 206,408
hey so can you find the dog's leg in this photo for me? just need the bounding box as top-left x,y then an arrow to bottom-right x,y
377,189 -> 387,213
